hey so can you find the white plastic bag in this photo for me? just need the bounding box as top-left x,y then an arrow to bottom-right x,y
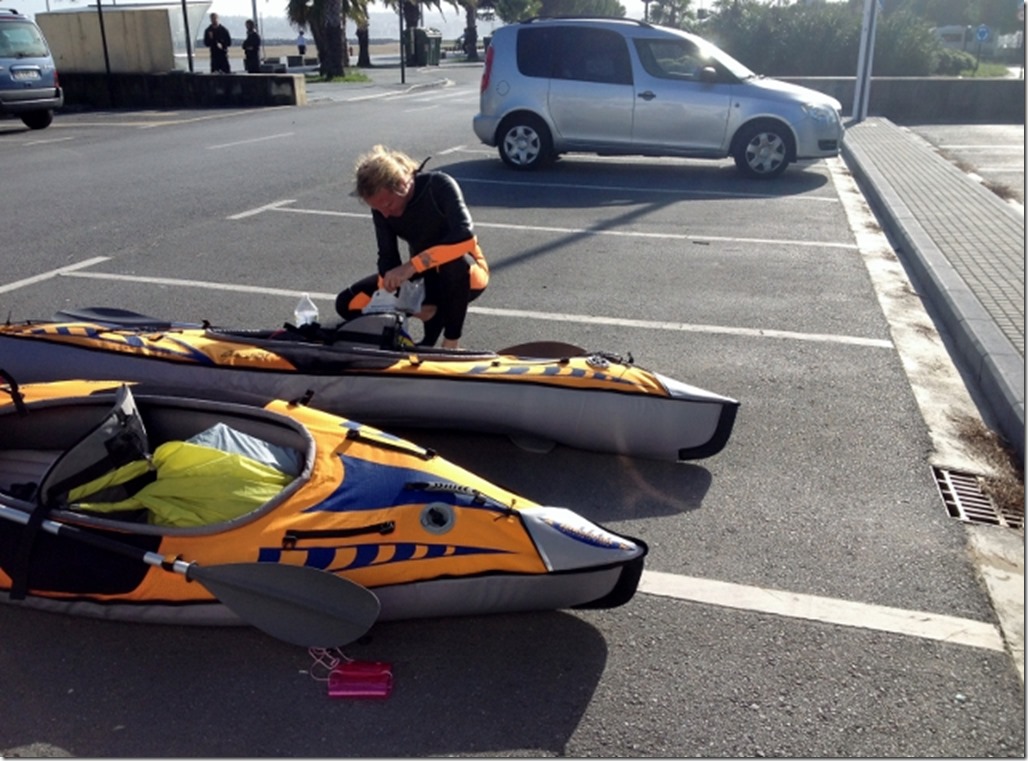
362,280 -> 425,315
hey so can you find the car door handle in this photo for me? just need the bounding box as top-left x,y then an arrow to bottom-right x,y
637,90 -> 657,101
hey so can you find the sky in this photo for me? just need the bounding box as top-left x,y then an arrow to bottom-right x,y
21,0 -> 650,31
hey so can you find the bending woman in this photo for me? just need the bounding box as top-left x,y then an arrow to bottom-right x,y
336,145 -> 489,349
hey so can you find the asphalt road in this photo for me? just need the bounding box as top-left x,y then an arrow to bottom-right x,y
0,68 -> 1024,757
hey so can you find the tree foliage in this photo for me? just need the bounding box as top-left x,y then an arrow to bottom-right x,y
480,0 -> 625,22
646,0 -> 693,27
898,0 -> 1023,34
538,0 -> 626,16
700,0 -> 966,77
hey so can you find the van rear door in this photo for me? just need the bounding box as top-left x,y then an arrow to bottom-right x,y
546,27 -> 635,150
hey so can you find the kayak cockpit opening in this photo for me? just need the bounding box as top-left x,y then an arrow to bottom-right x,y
0,386 -> 315,534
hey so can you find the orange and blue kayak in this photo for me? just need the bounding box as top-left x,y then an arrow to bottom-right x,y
0,377 -> 646,626
0,307 -> 739,462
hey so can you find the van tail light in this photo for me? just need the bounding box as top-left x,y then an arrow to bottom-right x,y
480,45 -> 494,93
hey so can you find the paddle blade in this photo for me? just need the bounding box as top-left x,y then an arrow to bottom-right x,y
188,563 -> 381,648
497,341 -> 587,358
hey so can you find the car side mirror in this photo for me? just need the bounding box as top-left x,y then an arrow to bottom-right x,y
698,66 -> 718,83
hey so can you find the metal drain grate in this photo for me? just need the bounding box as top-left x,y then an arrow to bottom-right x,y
932,466 -> 1024,530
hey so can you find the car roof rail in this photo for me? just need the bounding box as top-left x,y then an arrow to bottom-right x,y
519,16 -> 655,28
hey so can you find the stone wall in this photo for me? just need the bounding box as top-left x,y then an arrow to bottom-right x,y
782,77 -> 1025,124
58,72 -> 307,109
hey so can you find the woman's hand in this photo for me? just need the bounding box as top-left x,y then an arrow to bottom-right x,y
382,262 -> 415,292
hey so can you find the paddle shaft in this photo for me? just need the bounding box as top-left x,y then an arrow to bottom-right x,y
0,501 -> 186,572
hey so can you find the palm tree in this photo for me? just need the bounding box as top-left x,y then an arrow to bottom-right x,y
459,0 -> 479,61
286,0 -> 368,78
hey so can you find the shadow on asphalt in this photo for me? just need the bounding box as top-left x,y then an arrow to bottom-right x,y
442,155 -> 832,209
393,428 -> 713,522
0,605 -> 607,757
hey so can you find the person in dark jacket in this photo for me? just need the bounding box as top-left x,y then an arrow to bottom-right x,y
242,19 -> 261,73
203,13 -> 231,74
336,145 -> 489,349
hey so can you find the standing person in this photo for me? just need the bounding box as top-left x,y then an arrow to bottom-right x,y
242,19 -> 261,73
335,145 -> 489,349
296,30 -> 307,57
203,13 -> 231,74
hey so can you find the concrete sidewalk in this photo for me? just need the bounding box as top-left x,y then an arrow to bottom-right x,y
843,119 -> 1024,682
842,118 -> 1025,463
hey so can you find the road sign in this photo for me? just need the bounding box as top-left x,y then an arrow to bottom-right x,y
976,24 -> 990,41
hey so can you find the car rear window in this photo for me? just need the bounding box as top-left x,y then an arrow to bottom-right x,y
0,20 -> 50,58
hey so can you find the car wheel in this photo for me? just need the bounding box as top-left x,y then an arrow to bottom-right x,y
733,122 -> 791,179
21,110 -> 53,130
497,114 -> 553,170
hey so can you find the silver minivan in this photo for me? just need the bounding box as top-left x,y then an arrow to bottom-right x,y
0,7 -> 62,129
473,18 -> 844,178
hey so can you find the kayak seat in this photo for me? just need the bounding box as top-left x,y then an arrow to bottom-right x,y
38,385 -> 150,509
330,312 -> 414,350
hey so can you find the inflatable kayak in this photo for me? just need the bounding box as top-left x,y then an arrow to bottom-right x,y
0,376 -> 646,631
0,307 -> 739,462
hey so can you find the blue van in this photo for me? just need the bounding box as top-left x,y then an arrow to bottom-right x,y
0,7 -> 62,129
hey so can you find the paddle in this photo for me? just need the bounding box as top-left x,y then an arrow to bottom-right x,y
497,340 -> 588,358
0,502 -> 380,648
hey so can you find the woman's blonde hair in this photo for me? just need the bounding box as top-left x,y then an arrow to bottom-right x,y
354,145 -> 420,201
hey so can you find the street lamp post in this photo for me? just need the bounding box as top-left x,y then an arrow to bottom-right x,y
180,0 -> 194,72
399,1 -> 405,84
852,0 -> 879,122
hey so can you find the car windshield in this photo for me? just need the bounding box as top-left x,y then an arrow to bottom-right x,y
0,21 -> 50,58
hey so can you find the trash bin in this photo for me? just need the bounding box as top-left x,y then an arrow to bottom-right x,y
414,27 -> 442,66
426,28 -> 441,66
413,27 -> 428,66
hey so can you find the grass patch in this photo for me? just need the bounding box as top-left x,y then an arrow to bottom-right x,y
958,62 -> 1013,77
982,180 -> 1021,203
305,71 -> 371,83
954,414 -> 1025,523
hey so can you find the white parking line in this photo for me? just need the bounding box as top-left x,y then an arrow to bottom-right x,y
640,571 -> 1005,652
53,269 -> 890,349
261,201 -> 858,250
940,144 -> 1024,151
23,136 -> 76,146
228,199 -> 298,219
0,257 -> 110,294
206,132 -> 295,150
471,305 -> 893,348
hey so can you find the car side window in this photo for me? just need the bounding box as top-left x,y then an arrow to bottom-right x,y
553,28 -> 633,86
634,38 -> 711,81
517,27 -> 555,78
